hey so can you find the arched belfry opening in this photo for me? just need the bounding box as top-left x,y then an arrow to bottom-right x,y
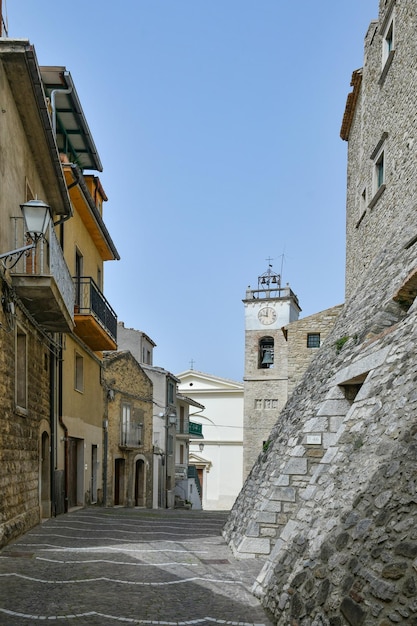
259,336 -> 274,368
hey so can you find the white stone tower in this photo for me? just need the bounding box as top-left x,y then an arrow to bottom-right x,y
242,263 -> 301,478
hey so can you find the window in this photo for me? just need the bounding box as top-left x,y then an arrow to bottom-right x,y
75,353 -> 84,392
168,380 -> 175,404
375,151 -> 385,189
384,20 -> 394,60
179,406 -> 185,433
359,187 -> 367,221
382,12 -> 395,67
16,326 -> 27,410
264,399 -> 278,409
369,134 -> 388,208
121,403 -> 131,446
259,336 -> 274,369
307,333 -> 321,348
379,6 -> 395,83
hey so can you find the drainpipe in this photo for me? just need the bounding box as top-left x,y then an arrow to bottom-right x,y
50,340 -> 56,517
103,417 -> 108,507
50,77 -> 73,138
58,335 -> 69,513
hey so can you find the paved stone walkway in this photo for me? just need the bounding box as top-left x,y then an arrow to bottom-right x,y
0,508 -> 275,625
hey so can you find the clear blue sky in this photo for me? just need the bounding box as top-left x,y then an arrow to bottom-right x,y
5,0 -> 377,382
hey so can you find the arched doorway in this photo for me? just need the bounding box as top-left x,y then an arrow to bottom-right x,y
114,458 -> 125,505
40,431 -> 51,518
134,459 -> 145,507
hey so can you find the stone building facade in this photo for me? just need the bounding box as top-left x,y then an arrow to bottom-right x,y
102,351 -> 154,508
284,305 -> 343,397
0,39 -> 119,546
0,40 -> 74,547
224,1 -> 417,623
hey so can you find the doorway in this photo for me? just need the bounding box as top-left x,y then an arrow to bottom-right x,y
68,437 -> 83,508
40,431 -> 51,518
91,445 -> 98,503
134,459 -> 145,507
114,458 -> 125,505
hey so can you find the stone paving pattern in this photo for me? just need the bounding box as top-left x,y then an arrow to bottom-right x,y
0,508 -> 275,626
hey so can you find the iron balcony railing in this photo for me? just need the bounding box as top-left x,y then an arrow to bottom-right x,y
11,218 -> 74,318
188,465 -> 202,497
120,420 -> 143,448
74,277 -> 117,343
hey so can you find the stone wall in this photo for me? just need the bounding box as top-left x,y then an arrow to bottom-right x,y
285,305 -> 343,397
224,229 -> 417,622
0,276 -> 51,548
224,1 -> 417,623
344,0 -> 417,299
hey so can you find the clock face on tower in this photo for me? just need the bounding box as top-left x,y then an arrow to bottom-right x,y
258,306 -> 277,325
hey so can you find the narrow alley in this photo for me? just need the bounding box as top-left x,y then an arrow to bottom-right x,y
0,508 -> 274,625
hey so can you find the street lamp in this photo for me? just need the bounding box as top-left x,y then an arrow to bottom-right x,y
0,199 -> 51,269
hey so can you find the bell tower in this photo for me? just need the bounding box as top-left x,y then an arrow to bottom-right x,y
242,263 -> 301,478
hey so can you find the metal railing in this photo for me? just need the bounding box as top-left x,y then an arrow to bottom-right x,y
120,420 -> 142,448
74,277 -> 117,342
188,465 -> 202,497
12,219 -> 74,318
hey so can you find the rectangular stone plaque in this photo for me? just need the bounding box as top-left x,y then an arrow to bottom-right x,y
306,434 -> 322,445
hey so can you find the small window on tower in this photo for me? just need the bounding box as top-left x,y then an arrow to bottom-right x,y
379,8 -> 395,84
307,333 -> 320,348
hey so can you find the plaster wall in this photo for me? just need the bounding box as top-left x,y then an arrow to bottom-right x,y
178,370 -> 244,510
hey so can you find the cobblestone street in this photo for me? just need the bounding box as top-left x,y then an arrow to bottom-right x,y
0,508 -> 274,625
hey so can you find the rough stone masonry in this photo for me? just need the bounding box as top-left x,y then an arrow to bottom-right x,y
224,1 -> 417,624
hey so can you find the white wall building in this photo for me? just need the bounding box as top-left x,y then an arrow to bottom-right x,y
177,370 -> 244,510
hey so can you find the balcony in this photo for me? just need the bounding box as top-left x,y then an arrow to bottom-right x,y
11,223 -> 74,333
120,420 -> 142,449
74,277 -> 117,351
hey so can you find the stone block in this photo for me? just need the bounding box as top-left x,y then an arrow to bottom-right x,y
256,511 -> 276,524
280,519 -> 299,542
284,457 -> 308,475
262,500 -> 282,513
273,474 -> 290,486
329,415 -> 345,432
317,399 -> 350,416
303,416 -> 328,432
290,445 -> 306,456
237,536 -> 271,555
321,446 -> 339,463
271,486 -> 296,502
332,347 -> 390,386
300,485 -> 318,501
246,521 -> 260,537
